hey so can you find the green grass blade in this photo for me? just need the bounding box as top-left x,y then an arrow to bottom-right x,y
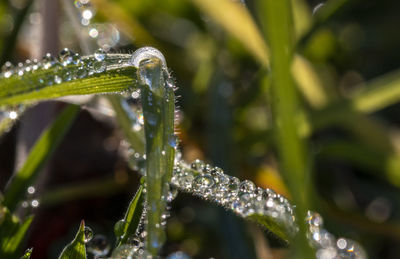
58,220 -> 87,259
3,104 -> 79,212
139,57 -> 175,255
0,54 -> 136,106
191,0 -> 269,67
1,215 -> 33,257
116,184 -> 144,247
0,205 -> 33,259
257,0 -> 313,257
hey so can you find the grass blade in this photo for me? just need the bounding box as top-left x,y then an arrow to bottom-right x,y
191,0 -> 269,67
0,54 -> 137,106
116,184 -> 144,247
0,206 -> 33,259
58,220 -> 87,259
139,56 -> 175,255
257,0 -> 313,257
3,104 -> 79,212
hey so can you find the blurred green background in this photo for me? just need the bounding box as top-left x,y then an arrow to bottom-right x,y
1,0 -> 400,258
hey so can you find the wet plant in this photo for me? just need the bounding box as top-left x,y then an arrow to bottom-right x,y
1,0 -> 400,258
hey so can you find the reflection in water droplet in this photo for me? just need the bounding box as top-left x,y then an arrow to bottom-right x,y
87,234 -> 110,257
2,61 -> 14,78
84,226 -> 94,243
42,53 -> 55,69
94,48 -> 107,61
92,60 -> 106,73
130,47 -> 167,69
59,48 -> 75,66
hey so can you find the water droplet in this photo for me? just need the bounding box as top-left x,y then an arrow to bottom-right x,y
193,174 -> 215,195
30,199 -> 39,208
72,53 -> 82,65
84,226 -> 93,243
130,46 -> 167,69
59,48 -> 75,66
190,159 -> 205,171
54,75 -> 62,84
239,180 -> 256,196
27,186 -> 35,194
42,53 -> 55,69
92,60 -> 106,73
16,63 -> 24,76
2,61 -> 14,78
94,48 -> 107,61
114,219 -> 127,238
168,134 -> 178,148
306,211 -> 324,227
76,66 -> 88,78
87,234 -> 110,257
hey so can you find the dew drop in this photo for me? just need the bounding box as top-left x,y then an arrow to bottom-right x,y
168,134 -> 178,148
42,53 -> 55,69
94,48 -> 107,61
54,75 -> 62,84
84,226 -> 94,243
27,186 -> 35,194
87,234 -> 110,257
190,159 -> 205,171
30,199 -> 39,208
193,175 -> 215,194
72,53 -> 82,65
130,46 -> 167,69
2,61 -> 14,78
59,48 -> 75,66
92,60 -> 106,73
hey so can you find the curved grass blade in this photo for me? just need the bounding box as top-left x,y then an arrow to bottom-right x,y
58,220 -> 86,259
0,54 -> 137,106
116,184 -> 144,247
3,104 -> 79,212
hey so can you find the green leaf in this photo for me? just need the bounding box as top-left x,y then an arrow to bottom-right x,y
58,220 -> 87,259
0,206 -> 33,258
116,184 -> 144,247
3,104 -> 79,212
0,54 -> 136,106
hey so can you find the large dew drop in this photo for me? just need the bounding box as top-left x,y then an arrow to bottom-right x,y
130,47 -> 167,69
84,226 -> 94,243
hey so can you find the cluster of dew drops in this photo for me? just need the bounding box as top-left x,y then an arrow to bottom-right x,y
0,48 -> 109,131
167,159 -> 367,259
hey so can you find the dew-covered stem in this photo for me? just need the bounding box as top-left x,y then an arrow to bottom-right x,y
138,56 -> 175,255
